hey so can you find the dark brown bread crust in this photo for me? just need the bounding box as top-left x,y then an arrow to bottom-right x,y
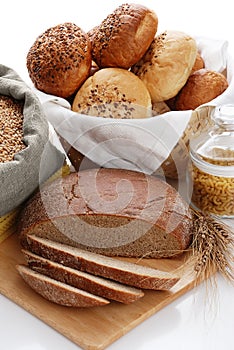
18,168 -> 193,258
89,3 -> 158,68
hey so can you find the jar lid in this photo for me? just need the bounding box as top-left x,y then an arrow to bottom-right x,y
190,104 -> 234,176
190,104 -> 234,166
213,104 -> 234,129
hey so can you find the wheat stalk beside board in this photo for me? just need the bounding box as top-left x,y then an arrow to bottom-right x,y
191,209 -> 234,284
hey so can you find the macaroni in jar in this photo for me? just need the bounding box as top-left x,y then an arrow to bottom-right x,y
188,104 -> 234,218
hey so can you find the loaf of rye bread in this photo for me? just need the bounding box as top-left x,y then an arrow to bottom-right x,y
21,249 -> 145,303
22,235 -> 180,290
18,168 -> 193,258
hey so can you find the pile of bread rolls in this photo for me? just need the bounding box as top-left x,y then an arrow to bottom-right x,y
26,2 -> 229,119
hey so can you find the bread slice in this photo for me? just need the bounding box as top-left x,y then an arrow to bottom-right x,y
17,264 -> 109,307
18,169 -> 193,258
24,235 -> 180,290
22,249 -> 144,304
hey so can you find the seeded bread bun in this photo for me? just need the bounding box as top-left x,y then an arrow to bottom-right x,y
131,30 -> 197,102
175,69 -> 229,110
72,68 -> 152,118
26,22 -> 92,98
88,3 -> 158,69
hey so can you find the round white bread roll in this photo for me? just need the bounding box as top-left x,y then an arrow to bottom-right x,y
132,30 -> 197,102
88,3 -> 158,69
72,68 -> 152,119
26,22 -> 92,98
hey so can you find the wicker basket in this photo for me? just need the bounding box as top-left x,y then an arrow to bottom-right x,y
159,105 -> 215,179
51,105 -> 216,180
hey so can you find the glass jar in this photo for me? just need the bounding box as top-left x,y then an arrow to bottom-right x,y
187,104 -> 234,218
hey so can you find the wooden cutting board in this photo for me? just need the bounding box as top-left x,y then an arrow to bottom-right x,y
0,232 -> 201,350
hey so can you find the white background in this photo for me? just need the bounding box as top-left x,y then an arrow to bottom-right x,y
1,1 -> 234,349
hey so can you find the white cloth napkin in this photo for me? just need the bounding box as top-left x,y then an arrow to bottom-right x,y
35,36 -> 234,175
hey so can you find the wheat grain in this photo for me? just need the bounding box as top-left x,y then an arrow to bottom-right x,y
191,209 -> 234,284
0,95 -> 25,163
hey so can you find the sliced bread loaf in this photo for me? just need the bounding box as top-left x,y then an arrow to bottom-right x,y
22,249 -> 144,304
17,264 -> 109,307
23,235 -> 180,290
18,168 -> 193,258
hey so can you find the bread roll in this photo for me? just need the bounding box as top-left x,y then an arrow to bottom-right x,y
18,168 -> 193,258
152,101 -> 171,116
165,51 -> 205,110
165,96 -> 177,111
88,3 -> 158,69
89,60 -> 99,76
131,30 -> 197,102
191,51 -> 205,74
175,68 -> 229,110
72,68 -> 152,118
26,22 -> 92,98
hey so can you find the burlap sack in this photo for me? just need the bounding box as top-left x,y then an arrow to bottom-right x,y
0,65 -> 65,216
